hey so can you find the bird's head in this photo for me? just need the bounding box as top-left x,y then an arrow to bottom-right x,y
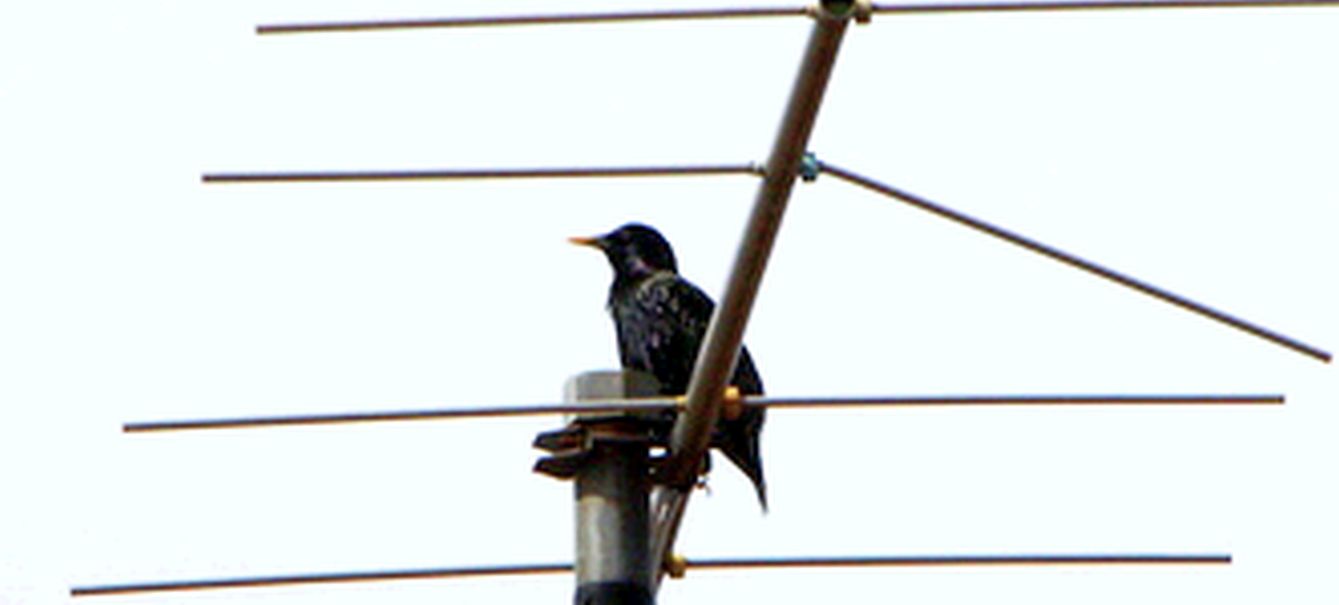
570,223 -> 679,279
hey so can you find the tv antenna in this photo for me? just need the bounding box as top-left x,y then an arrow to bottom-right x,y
75,1 -> 1333,603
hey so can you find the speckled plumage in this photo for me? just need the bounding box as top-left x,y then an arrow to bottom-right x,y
573,223 -> 767,511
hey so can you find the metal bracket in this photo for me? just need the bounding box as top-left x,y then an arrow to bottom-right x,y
854,0 -> 874,24
664,553 -> 689,580
799,151 -> 821,182
534,370 -> 669,481
534,418 -> 663,480
805,0 -> 873,23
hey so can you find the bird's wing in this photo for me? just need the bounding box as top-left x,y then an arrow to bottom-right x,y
615,272 -> 715,394
617,272 -> 763,395
733,346 -> 764,396
618,272 -> 769,508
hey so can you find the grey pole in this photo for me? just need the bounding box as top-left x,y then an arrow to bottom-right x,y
542,371 -> 663,605
650,0 -> 862,587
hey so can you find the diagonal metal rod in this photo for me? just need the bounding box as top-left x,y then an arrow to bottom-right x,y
257,6 -> 809,35
650,0 -> 856,591
70,553 -> 1229,596
818,161 -> 1331,363
871,0 -> 1339,15
202,163 -> 762,184
122,393 -> 1282,433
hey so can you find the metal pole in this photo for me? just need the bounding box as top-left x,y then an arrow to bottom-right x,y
650,0 -> 861,588
565,371 -> 660,605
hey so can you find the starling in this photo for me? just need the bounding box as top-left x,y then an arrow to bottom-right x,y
571,223 -> 767,511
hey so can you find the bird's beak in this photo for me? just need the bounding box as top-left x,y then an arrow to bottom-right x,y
568,235 -> 602,249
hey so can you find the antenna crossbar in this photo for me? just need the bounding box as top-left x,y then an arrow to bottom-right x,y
255,1 -> 1339,35
258,6 -> 808,35
871,0 -> 1339,15
203,164 -> 762,184
70,553 -> 1230,596
122,393 -> 1282,433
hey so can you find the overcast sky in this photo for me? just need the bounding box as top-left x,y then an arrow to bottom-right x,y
2,1 -> 1337,604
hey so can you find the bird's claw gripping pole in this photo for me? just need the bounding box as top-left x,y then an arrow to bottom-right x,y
648,0 -> 860,591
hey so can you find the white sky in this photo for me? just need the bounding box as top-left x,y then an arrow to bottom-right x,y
2,1 -> 1337,604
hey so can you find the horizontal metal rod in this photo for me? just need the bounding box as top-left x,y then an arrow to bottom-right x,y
122,394 -> 1282,433
123,402 -> 625,433
871,0 -> 1339,15
254,0 -> 1339,35
257,6 -> 809,35
202,163 -> 762,184
818,161 -> 1332,363
682,553 -> 1232,571
70,553 -> 1229,596
760,393 -> 1284,408
71,563 -> 570,597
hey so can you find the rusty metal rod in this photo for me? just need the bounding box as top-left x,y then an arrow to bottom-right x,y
257,6 -> 809,35
254,0 -> 1339,35
122,402 -> 640,433
71,564 -> 570,597
122,393 -> 1282,433
202,163 -> 762,184
757,393 -> 1285,407
818,161 -> 1332,364
650,0 -> 856,589
870,0 -> 1339,15
681,553 -> 1232,571
70,553 -> 1229,596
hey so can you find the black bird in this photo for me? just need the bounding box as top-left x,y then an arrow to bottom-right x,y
571,223 -> 767,510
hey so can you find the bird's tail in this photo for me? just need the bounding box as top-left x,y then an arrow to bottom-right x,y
716,407 -> 767,512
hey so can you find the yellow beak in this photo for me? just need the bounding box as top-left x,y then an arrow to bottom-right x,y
568,236 -> 601,248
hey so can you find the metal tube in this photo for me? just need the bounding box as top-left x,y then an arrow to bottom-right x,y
201,163 -> 763,184
258,7 -> 810,35
575,432 -> 652,605
567,372 -> 657,605
870,0 -> 1339,16
651,0 -> 856,587
69,553 -> 1230,596
121,393 -> 1282,433
659,0 -> 851,492
680,553 -> 1232,571
70,564 -> 571,596
818,161 -> 1332,363
252,0 -> 1339,36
